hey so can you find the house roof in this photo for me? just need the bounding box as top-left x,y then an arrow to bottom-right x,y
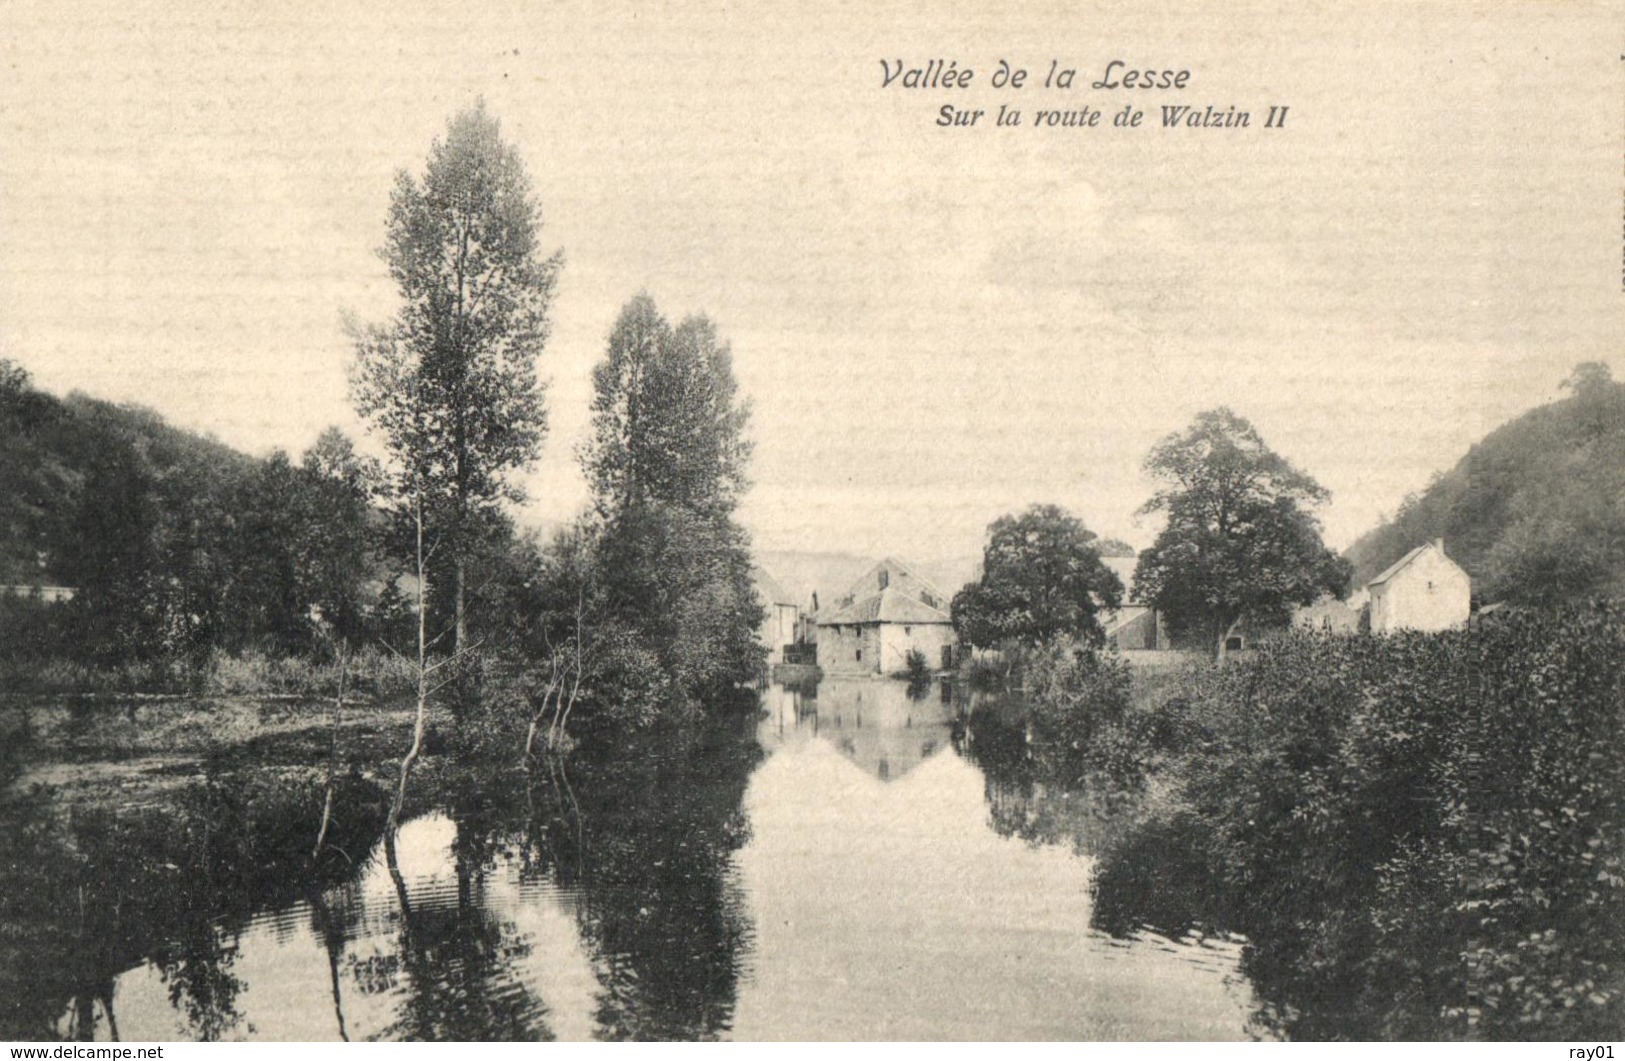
1366,543 -> 1434,588
816,557 -> 953,626
818,586 -> 953,625
750,565 -> 798,607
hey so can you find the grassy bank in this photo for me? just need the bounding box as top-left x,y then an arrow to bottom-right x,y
0,644 -> 421,699
3,690 -> 419,815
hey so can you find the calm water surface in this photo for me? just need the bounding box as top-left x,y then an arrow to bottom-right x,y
23,679 -> 1262,1041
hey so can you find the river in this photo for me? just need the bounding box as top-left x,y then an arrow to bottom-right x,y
4,678 -> 1265,1041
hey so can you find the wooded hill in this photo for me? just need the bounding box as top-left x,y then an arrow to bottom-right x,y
0,361 -> 379,662
1345,364 -> 1625,607
0,375 -> 253,586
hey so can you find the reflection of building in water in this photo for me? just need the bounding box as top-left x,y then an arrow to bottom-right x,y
759,678 -> 952,782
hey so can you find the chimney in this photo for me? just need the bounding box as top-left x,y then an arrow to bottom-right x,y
1434,538 -> 1446,555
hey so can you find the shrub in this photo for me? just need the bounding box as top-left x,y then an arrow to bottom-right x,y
901,648 -> 930,685
1021,638 -> 1151,786
1092,609 -> 1625,1039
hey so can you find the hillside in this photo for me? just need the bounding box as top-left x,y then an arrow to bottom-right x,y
1345,364 -> 1625,606
0,360 -> 382,663
0,374 -> 255,585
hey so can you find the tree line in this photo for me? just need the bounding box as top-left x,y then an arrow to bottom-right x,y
952,406 -> 1351,662
952,366 -> 1620,664
0,101 -> 764,741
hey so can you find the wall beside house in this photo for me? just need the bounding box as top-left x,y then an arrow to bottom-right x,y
752,566 -> 801,665
1106,605 -> 1162,650
1293,595 -> 1361,634
760,602 -> 799,663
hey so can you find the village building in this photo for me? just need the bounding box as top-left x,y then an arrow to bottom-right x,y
815,558 -> 956,675
751,566 -> 801,665
1366,538 -> 1471,633
1292,594 -> 1362,634
1097,556 -> 1168,652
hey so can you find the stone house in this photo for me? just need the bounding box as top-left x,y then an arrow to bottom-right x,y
815,558 -> 957,675
1366,539 -> 1471,633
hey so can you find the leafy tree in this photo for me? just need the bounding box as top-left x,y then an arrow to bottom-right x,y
350,99 -> 561,651
296,428 -> 381,646
0,355 -> 28,406
581,293 -> 762,712
0,359 -> 64,582
1096,537 -> 1136,558
213,431 -> 380,655
1134,408 -> 1348,659
595,502 -> 763,707
58,441 -> 161,662
1563,360 -> 1613,398
951,503 -> 1124,649
583,295 -> 751,521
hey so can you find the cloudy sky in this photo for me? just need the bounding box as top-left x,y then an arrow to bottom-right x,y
2,0 -> 1620,562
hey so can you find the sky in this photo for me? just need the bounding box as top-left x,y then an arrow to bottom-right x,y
2,0 -> 1621,563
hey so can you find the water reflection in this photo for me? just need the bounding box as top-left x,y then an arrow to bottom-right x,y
737,678 -> 1256,1040
952,689 -> 1141,858
0,771 -> 389,1041
2,684 -> 1265,1041
761,676 -> 951,782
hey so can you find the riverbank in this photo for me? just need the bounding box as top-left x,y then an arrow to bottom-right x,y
1077,609 -> 1625,1040
2,693 -> 418,811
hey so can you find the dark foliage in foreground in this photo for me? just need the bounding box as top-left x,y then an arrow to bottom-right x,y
1092,608 -> 1625,1040
0,770 -> 389,1040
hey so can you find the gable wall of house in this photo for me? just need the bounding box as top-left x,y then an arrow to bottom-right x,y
759,601 -> 799,662
1370,548 -> 1471,633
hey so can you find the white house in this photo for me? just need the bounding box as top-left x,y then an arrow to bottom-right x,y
1366,539 -> 1471,633
752,566 -> 800,665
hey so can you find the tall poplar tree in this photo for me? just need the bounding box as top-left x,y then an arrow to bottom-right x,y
351,100 -> 561,650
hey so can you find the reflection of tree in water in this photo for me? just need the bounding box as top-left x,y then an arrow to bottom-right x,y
377,818 -> 551,1042
0,769 -> 387,1041
512,713 -> 763,1040
952,692 -> 1141,858
151,923 -> 249,1041
307,882 -> 365,1041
